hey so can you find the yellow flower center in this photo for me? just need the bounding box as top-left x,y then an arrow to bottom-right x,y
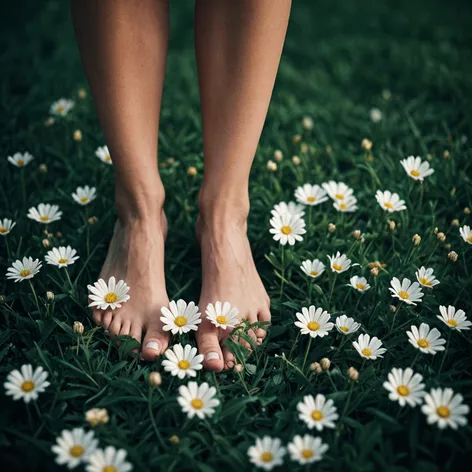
307,196 -> 316,203
58,258 -> 68,264
307,321 -> 320,331
178,360 -> 190,370
17,159 -> 25,166
436,406 -> 450,418
216,315 -> 227,325
310,270 -> 318,276
384,202 -> 393,209
69,445 -> 85,458
340,326 -> 349,333
397,385 -> 410,396
398,290 -> 409,300
356,283 -> 365,290
410,170 -> 420,177
174,315 -> 187,327
80,197 -> 89,203
20,269 -> 31,277
281,225 -> 292,235
361,348 -> 372,357
301,449 -> 314,459
56,105 -> 65,114
468,235 -> 472,242
21,381 -> 35,392
103,467 -> 117,472
419,277 -> 432,286
340,203 -> 347,210
260,452 -> 273,463
104,293 -> 118,303
447,319 -> 458,328
311,410 -> 323,421
105,156 -> 111,162
0,227 -> 7,233
417,338 -> 429,348
332,263 -> 342,271
335,193 -> 344,200
191,398 -> 203,409
40,215 -> 50,222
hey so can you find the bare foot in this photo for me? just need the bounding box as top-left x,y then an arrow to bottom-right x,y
196,214 -> 271,372
90,215 -> 170,361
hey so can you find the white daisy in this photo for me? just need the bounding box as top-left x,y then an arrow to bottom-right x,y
4,364 -> 50,403
205,301 -> 239,330
51,428 -> 98,469
300,259 -> 325,279
370,107 -> 383,122
86,446 -> 133,472
334,196 -> 358,212
287,434 -> 328,465
327,251 -> 353,273
72,186 -> 97,206
162,344 -> 204,379
50,98 -> 74,117
375,190 -> 407,213
294,305 -> 334,338
160,300 -> 202,335
87,277 -> 130,310
7,152 -> 34,167
352,333 -> 387,360
27,203 -> 62,224
335,315 -> 361,335
297,394 -> 339,431
294,184 -> 328,206
421,388 -> 469,430
0,218 -> 16,235
271,201 -> 305,218
6,257 -> 42,283
177,381 -> 220,419
248,436 -> 286,471
45,246 -> 79,268
322,181 -> 354,201
400,156 -> 434,181
415,267 -> 439,289
383,367 -> 425,407
95,145 -> 112,165
437,305 -> 471,331
459,225 -> 472,244
269,212 -> 306,246
406,323 -> 446,355
389,277 -> 424,305
349,275 -> 371,292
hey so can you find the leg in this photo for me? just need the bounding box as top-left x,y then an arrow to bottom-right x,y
71,0 -> 170,360
194,0 -> 292,371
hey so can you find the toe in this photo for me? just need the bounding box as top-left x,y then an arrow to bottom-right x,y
108,317 -> 122,337
256,307 -> 271,344
197,320 -> 224,372
129,323 -> 143,345
222,346 -> 235,370
141,322 -> 169,361
119,320 -> 132,336
101,311 -> 113,330
92,309 -> 102,326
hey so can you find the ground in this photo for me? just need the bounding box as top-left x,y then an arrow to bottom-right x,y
0,0 -> 472,471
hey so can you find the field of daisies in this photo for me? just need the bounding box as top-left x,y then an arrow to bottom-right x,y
1,1 -> 472,471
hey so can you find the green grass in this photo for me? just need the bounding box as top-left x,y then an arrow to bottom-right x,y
1,0 -> 472,470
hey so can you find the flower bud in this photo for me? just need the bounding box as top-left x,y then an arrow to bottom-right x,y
388,220 -> 395,231
437,232 -> 446,242
348,367 -> 359,381
187,166 -> 197,176
46,291 -> 55,301
149,372 -> 162,387
39,163 -> 48,173
292,134 -> 302,145
310,362 -> 323,374
44,117 -> 55,127
443,150 -> 450,159
325,145 -> 333,154
382,89 -> 392,101
300,143 -> 308,154
302,116 -> 314,130
167,157 -> 175,165
448,251 -> 458,262
169,435 -> 180,445
352,230 -> 361,240
0,295 -> 5,302
451,219 -> 460,227
266,160 -> 277,172
234,364 -> 244,373
370,267 -> 379,277
390,305 -> 396,312
73,130 -> 82,142
42,238 -> 50,248
273,150 -> 283,162
361,138 -> 373,151
412,234 -> 421,245
292,155 -> 301,166
78,88 -> 87,99
73,321 -> 84,335
444,243 -> 451,250
464,207 -> 471,215
320,358 -> 331,371
85,408 -> 109,426
328,223 -> 336,232
434,227 -> 439,234
56,231 -> 62,238
88,216 -> 98,225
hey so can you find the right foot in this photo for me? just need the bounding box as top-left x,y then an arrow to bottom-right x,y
90,215 -> 170,361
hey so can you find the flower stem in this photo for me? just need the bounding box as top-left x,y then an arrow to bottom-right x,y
279,246 -> 285,315
328,273 -> 337,306
148,388 -> 166,450
302,336 -> 312,371
28,280 -> 40,315
64,268 -> 74,293
438,330 -> 451,375
20,168 -> 27,208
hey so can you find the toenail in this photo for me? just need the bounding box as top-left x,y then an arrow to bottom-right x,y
257,337 -> 263,345
206,352 -> 220,361
227,361 -> 235,369
145,341 -> 161,352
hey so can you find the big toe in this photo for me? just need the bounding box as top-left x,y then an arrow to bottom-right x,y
197,320 -> 224,372
141,322 -> 169,361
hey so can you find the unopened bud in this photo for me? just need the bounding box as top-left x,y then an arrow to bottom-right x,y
46,291 -> 54,301
451,219 -> 460,227
73,130 -> 82,142
88,216 -> 98,225
437,232 -> 446,242
78,88 -> 87,99
169,435 -> 180,445
234,364 -> 244,373
388,220 -> 395,231
444,243 -> 451,250
464,207 -> 471,215
325,145 -> 333,154
39,163 -> 48,173
412,234 -> 421,245
148,372 -> 162,387
73,321 -> 84,335
42,238 -> 50,248
320,358 -> 331,371
273,150 -> 283,162
371,267 -> 379,277
293,134 -> 302,145
361,138 -> 373,151
302,116 -> 314,130
352,229 -> 361,240
300,143 -> 308,154
448,251 -> 458,262
266,160 -> 277,172
85,408 -> 109,426
348,367 -> 359,381
390,305 -> 396,312
382,89 -> 392,101
187,166 -> 197,176
434,227 -> 439,234
443,150 -> 450,159
45,117 -> 55,127
310,362 -> 323,374
292,155 -> 301,166
167,157 -> 175,165
0,295 -> 5,302
328,223 -> 336,233
56,231 -> 62,238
